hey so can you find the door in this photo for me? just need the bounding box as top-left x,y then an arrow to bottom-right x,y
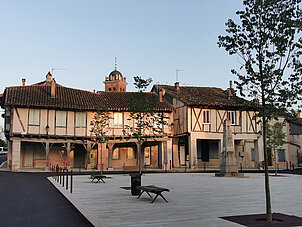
24,146 -> 34,167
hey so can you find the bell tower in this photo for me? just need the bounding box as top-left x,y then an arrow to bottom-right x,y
104,59 -> 127,92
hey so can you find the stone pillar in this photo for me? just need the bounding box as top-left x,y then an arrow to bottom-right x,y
86,143 -> 92,169
107,143 -> 114,170
45,142 -> 50,171
163,141 -> 168,171
167,139 -> 173,170
67,142 -> 71,169
189,135 -> 197,169
216,119 -> 242,177
11,139 -> 21,172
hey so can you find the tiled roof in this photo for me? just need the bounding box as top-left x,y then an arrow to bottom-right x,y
155,84 -> 247,108
2,84 -> 173,112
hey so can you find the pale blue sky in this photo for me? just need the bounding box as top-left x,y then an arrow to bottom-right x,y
0,0 -> 244,94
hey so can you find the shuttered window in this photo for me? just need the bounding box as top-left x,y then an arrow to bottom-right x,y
113,112 -> 123,128
227,111 -> 236,125
29,109 -> 40,126
76,112 -> 86,127
203,110 -> 210,124
56,111 -> 67,127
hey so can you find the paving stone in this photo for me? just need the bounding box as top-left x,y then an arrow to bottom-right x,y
71,173 -> 302,226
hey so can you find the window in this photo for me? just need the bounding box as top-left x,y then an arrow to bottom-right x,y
112,148 -> 119,160
251,148 -> 255,161
278,149 -> 285,162
196,140 -> 218,160
203,110 -> 210,124
56,111 -> 67,127
113,112 -> 123,127
29,109 -> 40,126
209,142 -> 218,159
227,111 -> 236,125
127,148 -> 135,159
76,112 -> 86,127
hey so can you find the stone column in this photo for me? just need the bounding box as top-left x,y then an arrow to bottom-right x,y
107,143 -> 114,170
216,119 -> 242,177
163,141 -> 168,171
11,139 -> 21,172
86,143 -> 92,169
45,142 -> 50,171
167,139 -> 173,170
67,142 -> 71,169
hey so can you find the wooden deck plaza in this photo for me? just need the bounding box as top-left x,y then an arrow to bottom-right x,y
72,173 -> 302,226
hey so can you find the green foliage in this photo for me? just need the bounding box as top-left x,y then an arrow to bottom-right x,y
0,139 -> 6,147
218,0 -> 302,222
218,0 -> 302,120
267,122 -> 286,152
123,76 -> 169,145
90,106 -> 111,144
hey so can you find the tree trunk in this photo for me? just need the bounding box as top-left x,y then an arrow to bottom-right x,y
262,116 -> 273,222
138,144 -> 141,174
275,149 -> 277,176
100,144 -> 103,176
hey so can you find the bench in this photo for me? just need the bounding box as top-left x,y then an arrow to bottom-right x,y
136,185 -> 170,203
91,174 -> 107,183
123,166 -> 145,173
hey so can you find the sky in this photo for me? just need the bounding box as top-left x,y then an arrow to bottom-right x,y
0,0 -> 244,132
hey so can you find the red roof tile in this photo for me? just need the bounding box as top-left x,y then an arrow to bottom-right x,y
156,85 -> 246,108
3,84 -> 173,112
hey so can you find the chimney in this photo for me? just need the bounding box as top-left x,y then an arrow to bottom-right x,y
174,82 -> 180,92
51,79 -> 56,98
227,80 -> 233,100
159,89 -> 163,102
46,72 -> 52,84
22,79 -> 26,87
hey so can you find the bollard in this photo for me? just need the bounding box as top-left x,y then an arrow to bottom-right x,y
66,169 -> 69,190
70,170 -> 73,193
62,169 -> 65,188
60,168 -> 62,185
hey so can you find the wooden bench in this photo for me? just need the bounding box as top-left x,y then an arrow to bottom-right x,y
136,185 -> 170,203
91,174 -> 107,183
123,166 -> 145,173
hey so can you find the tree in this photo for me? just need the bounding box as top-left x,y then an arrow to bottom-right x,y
267,121 -> 286,176
0,139 -> 6,147
123,76 -> 169,174
90,107 -> 111,175
218,0 -> 302,222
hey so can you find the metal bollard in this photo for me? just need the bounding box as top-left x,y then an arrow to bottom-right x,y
66,169 -> 69,190
60,168 -> 62,185
62,169 -> 65,188
70,170 -> 73,193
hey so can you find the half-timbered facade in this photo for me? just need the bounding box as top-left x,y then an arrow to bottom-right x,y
0,72 -> 173,172
152,82 -> 266,169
